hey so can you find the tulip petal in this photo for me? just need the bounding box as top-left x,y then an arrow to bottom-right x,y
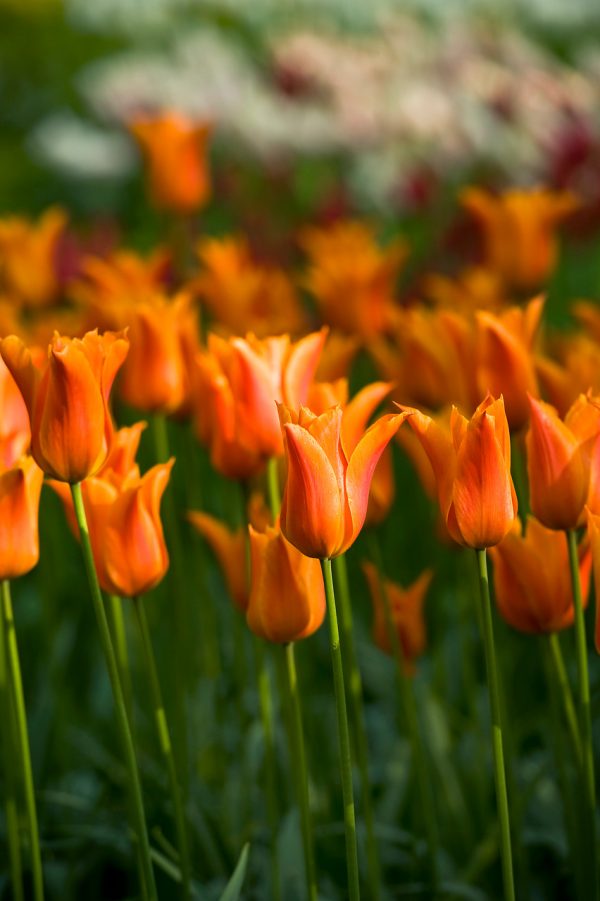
283,327 -> 327,408
341,381 -> 394,458
398,404 -> 456,518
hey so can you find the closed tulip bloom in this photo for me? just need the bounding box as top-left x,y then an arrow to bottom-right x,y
1,329 -> 129,483
247,523 -> 326,643
130,113 -> 211,213
490,517 -> 591,634
0,456 -> 44,579
0,207 -> 67,307
399,395 -> 517,548
476,295 -> 544,430
526,394 -> 600,530
118,293 -> 200,416
279,403 -> 406,558
362,561 -> 431,672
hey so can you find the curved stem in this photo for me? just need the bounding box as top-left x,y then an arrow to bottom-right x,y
547,632 -> 583,768
567,529 -> 598,900
367,537 -> 438,889
333,554 -> 381,901
70,483 -> 156,901
133,596 -> 192,901
1,580 -> 44,901
284,642 -> 317,901
475,549 -> 515,901
0,581 -> 25,901
321,558 -> 360,901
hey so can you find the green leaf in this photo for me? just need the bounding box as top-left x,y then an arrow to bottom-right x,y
218,843 -> 250,901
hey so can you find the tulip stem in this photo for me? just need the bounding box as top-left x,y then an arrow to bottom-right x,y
368,536 -> 439,889
254,639 -> 282,901
547,633 -> 583,768
108,594 -> 133,720
475,549 -> 515,901
0,581 -> 25,901
284,641 -> 317,901
133,595 -> 192,901
333,554 -> 381,901
71,483 -> 157,901
1,580 -> 44,901
321,557 -> 361,901
566,529 -> 598,900
267,456 -> 282,519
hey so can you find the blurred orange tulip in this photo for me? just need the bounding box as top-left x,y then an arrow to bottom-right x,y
526,394 -> 600,530
278,403 -> 405,558
476,296 -> 544,430
187,512 -> 248,613
193,329 -> 326,479
461,186 -> 576,292
424,266 -> 506,314
130,113 -> 211,213
490,517 -> 591,634
301,220 -> 406,340
118,292 -> 200,417
362,561 -> 431,672
1,329 -> 128,483
0,208 -> 67,307
0,456 -> 44,579
399,395 -> 518,548
246,522 -> 326,643
0,356 -> 31,468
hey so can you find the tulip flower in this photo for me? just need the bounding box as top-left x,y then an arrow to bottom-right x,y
0,207 -> 67,307
490,517 -> 591,634
129,112 -> 211,213
0,456 -> 44,579
246,522 -> 326,643
0,356 -> 31,468
461,186 -> 576,292
424,266 -> 506,314
526,394 -> 600,530
300,220 -> 406,340
118,292 -> 200,417
195,236 -> 306,337
398,395 -> 517,548
362,561 -> 431,672
476,296 -> 544,431
1,329 -> 129,483
193,329 -> 326,479
278,403 -> 405,558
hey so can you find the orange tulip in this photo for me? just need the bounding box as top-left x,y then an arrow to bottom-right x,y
536,335 -> 600,417
300,220 -> 406,340
461,186 -> 576,292
193,329 -> 326,479
278,403 -> 405,558
585,511 -> 600,652
0,207 -> 67,307
118,292 -> 200,417
399,395 -> 518,548
0,456 -> 44,579
1,329 -> 129,483
129,113 -> 211,213
424,266 -> 506,314
362,561 -> 431,672
195,237 -> 306,337
526,394 -> 600,530
476,296 -> 544,430
490,517 -> 591,634
0,356 -> 31,467
247,522 -> 326,643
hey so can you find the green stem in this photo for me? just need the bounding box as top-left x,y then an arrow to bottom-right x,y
547,632 -> 583,769
333,554 -> 381,901
567,529 -> 598,900
284,642 -> 317,901
70,483 -> 157,901
152,414 -> 189,789
0,581 -> 24,901
1,581 -> 43,901
267,457 -> 282,518
255,639 -> 282,901
321,558 -> 360,901
368,538 -> 438,889
133,596 -> 192,901
108,594 -> 133,721
475,549 -> 515,901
